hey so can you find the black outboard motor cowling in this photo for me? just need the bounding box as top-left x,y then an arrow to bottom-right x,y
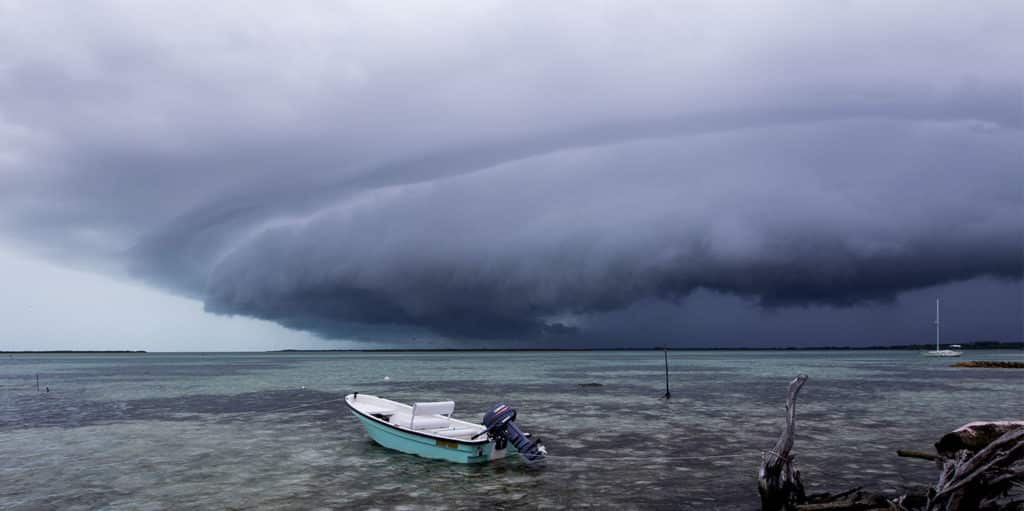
481,402 -> 547,463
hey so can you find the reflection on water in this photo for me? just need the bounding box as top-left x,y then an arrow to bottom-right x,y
1,350 -> 1022,509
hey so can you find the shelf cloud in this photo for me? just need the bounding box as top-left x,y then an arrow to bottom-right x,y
1,1 -> 1021,343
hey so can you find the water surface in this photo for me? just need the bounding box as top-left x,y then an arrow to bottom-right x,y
2,350 -> 1021,509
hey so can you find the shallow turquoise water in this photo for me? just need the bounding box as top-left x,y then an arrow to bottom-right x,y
1,350 -> 1021,509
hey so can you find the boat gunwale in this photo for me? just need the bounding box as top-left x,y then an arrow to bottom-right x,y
345,394 -> 491,446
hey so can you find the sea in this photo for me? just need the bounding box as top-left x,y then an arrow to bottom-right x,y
1,350 -> 1022,510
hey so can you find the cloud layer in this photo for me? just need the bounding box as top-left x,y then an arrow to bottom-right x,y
1,1 -> 1021,343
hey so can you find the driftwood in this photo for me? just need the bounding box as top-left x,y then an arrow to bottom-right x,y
796,489 -> 897,511
897,450 -> 939,462
934,421 -> 1024,457
758,376 -> 1024,511
927,424 -> 1024,510
759,374 -> 808,511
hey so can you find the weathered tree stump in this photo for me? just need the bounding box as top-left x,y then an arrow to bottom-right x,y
759,374 -> 809,511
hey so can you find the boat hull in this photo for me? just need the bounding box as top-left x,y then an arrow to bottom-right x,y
924,350 -> 962,357
350,409 -> 516,464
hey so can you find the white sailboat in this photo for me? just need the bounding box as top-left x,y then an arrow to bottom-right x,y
924,298 -> 962,357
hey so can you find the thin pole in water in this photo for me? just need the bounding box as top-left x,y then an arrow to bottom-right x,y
662,347 -> 671,399
935,298 -> 941,351
36,373 -> 40,392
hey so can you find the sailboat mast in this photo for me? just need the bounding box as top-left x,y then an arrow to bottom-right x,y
935,298 -> 940,351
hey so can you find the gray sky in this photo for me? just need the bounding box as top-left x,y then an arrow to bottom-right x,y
1,1 -> 1021,350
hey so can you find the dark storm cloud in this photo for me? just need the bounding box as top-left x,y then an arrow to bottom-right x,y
201,119 -> 1022,338
0,1 -> 1021,342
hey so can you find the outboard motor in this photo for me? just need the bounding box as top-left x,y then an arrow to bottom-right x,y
480,402 -> 547,464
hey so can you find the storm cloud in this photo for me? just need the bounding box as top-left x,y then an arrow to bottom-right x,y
1,1 -> 1021,343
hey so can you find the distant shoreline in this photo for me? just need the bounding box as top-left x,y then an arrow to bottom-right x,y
0,350 -> 147,354
3,342 -> 1020,354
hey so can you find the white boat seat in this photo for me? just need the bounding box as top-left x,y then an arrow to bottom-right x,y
409,417 -> 451,430
409,401 -> 455,430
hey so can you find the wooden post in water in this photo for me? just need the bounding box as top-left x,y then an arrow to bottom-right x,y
662,347 -> 671,399
36,373 -> 40,392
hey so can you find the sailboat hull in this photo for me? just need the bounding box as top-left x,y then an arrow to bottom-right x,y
924,350 -> 962,357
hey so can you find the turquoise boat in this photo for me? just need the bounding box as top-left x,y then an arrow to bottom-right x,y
345,393 -> 546,464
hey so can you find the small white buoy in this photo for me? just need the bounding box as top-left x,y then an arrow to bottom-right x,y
383,376 -> 390,381
301,386 -> 306,389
